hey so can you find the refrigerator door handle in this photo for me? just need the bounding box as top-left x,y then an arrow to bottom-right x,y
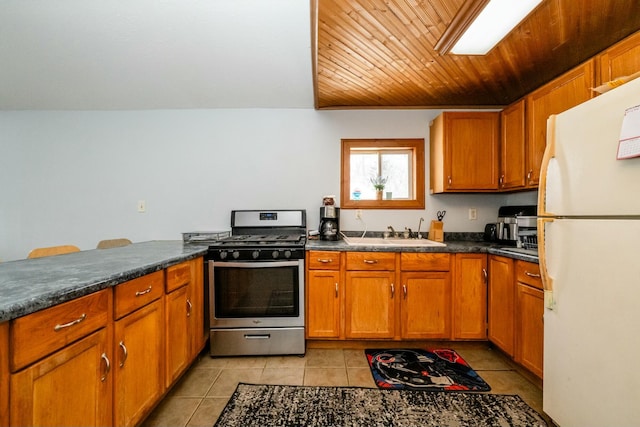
537,114 -> 558,217
537,217 -> 556,310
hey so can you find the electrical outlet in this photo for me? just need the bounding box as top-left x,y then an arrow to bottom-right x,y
137,200 -> 146,213
355,210 -> 362,220
468,208 -> 477,220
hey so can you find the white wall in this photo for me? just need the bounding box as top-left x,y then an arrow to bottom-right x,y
0,108 -> 536,262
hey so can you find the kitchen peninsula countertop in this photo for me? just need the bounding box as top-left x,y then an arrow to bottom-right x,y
306,236 -> 539,264
0,241 -> 207,322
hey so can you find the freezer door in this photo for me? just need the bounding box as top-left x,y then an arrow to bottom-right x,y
538,77 -> 640,217
542,218 -> 640,426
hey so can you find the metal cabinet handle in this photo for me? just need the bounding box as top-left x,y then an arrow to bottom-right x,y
363,259 -> 378,264
101,353 -> 110,382
135,286 -> 152,296
390,283 -> 395,298
403,284 -> 407,299
317,258 -> 333,263
527,170 -> 533,182
335,282 -> 339,298
525,271 -> 541,278
186,298 -> 193,317
54,313 -> 87,331
119,341 -> 128,368
447,176 -> 452,186
482,268 -> 488,283
499,175 -> 504,187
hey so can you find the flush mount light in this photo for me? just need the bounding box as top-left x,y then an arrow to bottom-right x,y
435,0 -> 543,55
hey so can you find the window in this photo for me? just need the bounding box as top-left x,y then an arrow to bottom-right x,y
340,139 -> 425,209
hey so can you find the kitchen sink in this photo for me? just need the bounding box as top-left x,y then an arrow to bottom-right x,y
341,236 -> 446,247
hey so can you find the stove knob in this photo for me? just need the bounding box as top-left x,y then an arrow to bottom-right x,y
252,250 -> 260,259
232,251 -> 240,259
219,251 -> 228,260
272,250 -> 280,259
284,250 -> 292,259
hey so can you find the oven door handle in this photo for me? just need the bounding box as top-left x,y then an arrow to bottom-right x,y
212,260 -> 301,268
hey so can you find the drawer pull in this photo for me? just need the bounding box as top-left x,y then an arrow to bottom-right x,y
335,282 -> 339,298
403,284 -> 407,299
482,268 -> 488,283
119,341 -> 128,368
186,298 -> 193,317
390,283 -> 395,298
135,286 -> 152,296
525,271 -> 541,278
363,259 -> 378,264
101,353 -> 110,382
317,258 -> 333,263
54,313 -> 87,331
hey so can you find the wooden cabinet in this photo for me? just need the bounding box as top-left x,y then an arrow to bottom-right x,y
515,261 -> 544,378
499,99 -> 527,190
306,251 -> 341,338
113,271 -> 165,427
399,253 -> 451,339
430,112 -> 500,193
189,258 -> 207,357
597,30 -> 640,85
487,255 -> 515,356
453,253 -> 487,340
345,252 -> 396,339
526,60 -> 595,187
9,290 -> 113,427
1,322 -> 9,427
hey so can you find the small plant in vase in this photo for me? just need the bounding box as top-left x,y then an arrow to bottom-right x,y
370,176 -> 388,200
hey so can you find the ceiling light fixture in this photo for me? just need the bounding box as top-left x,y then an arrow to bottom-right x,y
435,0 -> 542,55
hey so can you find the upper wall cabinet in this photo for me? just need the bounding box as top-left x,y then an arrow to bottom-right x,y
597,30 -> 640,85
525,60 -> 595,187
499,99 -> 526,191
430,112 -> 500,193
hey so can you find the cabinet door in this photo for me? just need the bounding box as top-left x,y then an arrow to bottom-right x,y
165,286 -> 190,387
597,30 -> 640,85
515,284 -> 544,378
0,323 -> 8,427
500,99 -> 526,190
453,254 -> 487,340
189,257 -> 206,357
526,60 -> 594,187
10,329 -> 112,427
345,271 -> 395,339
114,299 -> 165,427
307,270 -> 341,338
443,112 -> 500,191
400,272 -> 451,339
488,256 -> 515,356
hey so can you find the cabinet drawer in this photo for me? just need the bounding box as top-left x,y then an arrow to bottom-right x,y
166,261 -> 191,292
516,261 -> 543,290
10,289 -> 110,371
114,270 -> 165,319
308,251 -> 340,270
400,253 -> 451,271
346,252 -> 395,271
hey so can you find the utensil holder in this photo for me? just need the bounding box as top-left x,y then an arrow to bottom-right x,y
428,220 -> 444,242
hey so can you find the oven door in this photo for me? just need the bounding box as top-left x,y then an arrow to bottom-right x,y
208,259 -> 305,328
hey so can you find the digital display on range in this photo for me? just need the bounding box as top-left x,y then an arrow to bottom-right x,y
260,212 -> 278,221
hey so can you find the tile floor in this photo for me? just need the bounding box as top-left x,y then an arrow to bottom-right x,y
142,342 -> 544,427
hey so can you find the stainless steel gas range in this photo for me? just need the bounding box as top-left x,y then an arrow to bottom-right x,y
203,210 -> 307,357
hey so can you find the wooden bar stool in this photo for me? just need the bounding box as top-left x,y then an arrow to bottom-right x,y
96,238 -> 132,249
28,245 -> 80,259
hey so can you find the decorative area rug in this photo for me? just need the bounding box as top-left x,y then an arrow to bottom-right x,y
213,383 -> 548,427
365,348 -> 491,391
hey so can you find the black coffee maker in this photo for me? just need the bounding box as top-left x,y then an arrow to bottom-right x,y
319,206 -> 340,241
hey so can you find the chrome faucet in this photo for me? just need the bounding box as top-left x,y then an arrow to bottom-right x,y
417,217 -> 424,239
387,226 -> 396,237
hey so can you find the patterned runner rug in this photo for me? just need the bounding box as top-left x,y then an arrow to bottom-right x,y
366,348 -> 491,391
214,383 -> 548,427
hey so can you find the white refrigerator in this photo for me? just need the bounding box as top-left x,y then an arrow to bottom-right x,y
538,76 -> 640,426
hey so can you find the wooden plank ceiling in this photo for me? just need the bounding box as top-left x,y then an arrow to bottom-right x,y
313,0 -> 640,109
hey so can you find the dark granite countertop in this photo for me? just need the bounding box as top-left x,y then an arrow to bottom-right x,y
0,241 -> 208,322
306,238 -> 539,263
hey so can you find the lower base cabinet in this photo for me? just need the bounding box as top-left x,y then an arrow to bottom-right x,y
400,272 -> 451,339
306,270 -> 341,338
345,271 -> 396,339
453,253 -> 488,340
488,255 -> 515,356
10,328 -> 113,427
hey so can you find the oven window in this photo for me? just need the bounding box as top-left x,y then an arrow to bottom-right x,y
213,265 -> 299,318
